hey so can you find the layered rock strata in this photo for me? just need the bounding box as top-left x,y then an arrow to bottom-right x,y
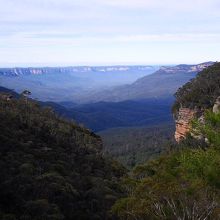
174,108 -> 198,142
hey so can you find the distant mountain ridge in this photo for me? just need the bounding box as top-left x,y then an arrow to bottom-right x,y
78,62 -> 214,103
0,65 -> 159,102
0,65 -> 156,77
158,62 -> 213,74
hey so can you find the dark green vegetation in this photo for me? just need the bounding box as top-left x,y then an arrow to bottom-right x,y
99,124 -> 175,168
173,62 -> 220,113
0,86 -> 173,133
0,84 -> 173,133
0,96 -> 125,220
112,62 -> 220,219
112,111 -> 220,219
34,97 -> 174,133
64,99 -> 174,132
1,62 -> 219,220
40,98 -> 173,132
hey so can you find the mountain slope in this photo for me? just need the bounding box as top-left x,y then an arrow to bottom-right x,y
67,98 -> 174,131
172,62 -> 220,141
0,86 -> 19,97
79,62 -> 214,103
0,96 -> 125,220
173,62 -> 220,111
0,86 -> 173,132
99,123 -> 175,168
112,62 -> 220,220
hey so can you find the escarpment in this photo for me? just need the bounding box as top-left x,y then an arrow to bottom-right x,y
213,97 -> 220,113
174,99 -> 220,142
174,108 -> 199,142
173,62 -> 220,142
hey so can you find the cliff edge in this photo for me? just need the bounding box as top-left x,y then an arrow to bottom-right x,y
173,62 -> 220,142
174,108 -> 198,142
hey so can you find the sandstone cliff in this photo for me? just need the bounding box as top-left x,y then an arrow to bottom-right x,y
173,63 -> 220,142
174,99 -> 220,142
0,66 -> 156,77
174,108 -> 199,142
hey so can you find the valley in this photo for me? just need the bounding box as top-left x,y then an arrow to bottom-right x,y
1,62 -> 220,219
99,123 -> 175,167
0,62 -> 214,168
1,0 -> 220,218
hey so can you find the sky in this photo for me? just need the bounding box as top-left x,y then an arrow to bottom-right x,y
0,0 -> 220,66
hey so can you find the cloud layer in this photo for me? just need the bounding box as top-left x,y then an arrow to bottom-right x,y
0,0 -> 219,66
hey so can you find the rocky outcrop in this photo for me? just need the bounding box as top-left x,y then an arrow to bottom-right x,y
159,62 -> 213,74
213,97 -> 220,113
175,97 -> 220,142
173,63 -> 220,142
0,66 -> 156,77
174,108 -> 199,142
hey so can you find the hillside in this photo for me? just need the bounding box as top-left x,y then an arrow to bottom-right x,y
112,62 -> 220,220
79,62 -> 213,103
173,62 -> 220,112
0,95 -> 125,220
0,86 -> 19,97
67,98 -> 174,132
2,63 -> 220,219
99,123 -> 175,168
0,63 -> 213,104
0,86 -> 173,132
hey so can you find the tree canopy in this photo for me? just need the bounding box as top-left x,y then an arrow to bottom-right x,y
0,96 -> 125,220
173,62 -> 220,114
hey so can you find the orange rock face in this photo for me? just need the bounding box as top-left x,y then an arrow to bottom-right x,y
174,108 -> 197,142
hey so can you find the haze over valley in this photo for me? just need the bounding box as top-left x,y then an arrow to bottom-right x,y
0,65 -> 159,102
1,0 -> 220,219
0,62 -> 213,133
0,61 -> 214,167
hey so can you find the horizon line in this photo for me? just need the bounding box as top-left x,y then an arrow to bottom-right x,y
0,61 -> 215,68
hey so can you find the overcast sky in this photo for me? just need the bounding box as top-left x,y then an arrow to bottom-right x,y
0,0 -> 220,66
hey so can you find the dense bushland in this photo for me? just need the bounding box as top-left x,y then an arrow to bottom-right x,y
0,96 -> 125,220
112,62 -> 220,219
112,111 -> 220,219
173,62 -> 220,114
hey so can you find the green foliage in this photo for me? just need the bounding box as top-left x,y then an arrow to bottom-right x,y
100,124 -> 175,168
112,149 -> 220,219
112,110 -> 220,219
192,110 -> 220,148
173,62 -> 220,114
112,63 -> 220,219
0,96 -> 125,220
